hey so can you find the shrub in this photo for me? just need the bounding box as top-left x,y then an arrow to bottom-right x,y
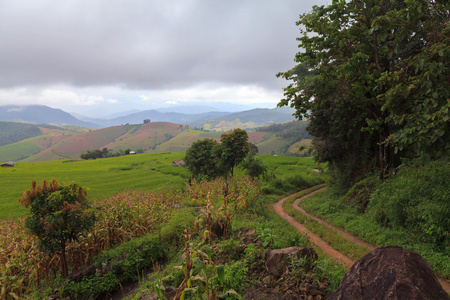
19,180 -> 96,277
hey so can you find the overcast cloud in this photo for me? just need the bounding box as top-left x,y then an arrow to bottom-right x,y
0,0 -> 327,117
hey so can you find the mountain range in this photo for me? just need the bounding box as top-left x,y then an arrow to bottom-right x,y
0,105 -> 296,130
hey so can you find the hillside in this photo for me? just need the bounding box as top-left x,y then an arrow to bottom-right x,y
188,107 -> 297,131
0,120 -> 312,162
0,105 -> 99,128
0,122 -> 44,146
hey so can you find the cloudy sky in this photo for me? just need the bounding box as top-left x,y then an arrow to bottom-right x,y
0,0 -> 326,117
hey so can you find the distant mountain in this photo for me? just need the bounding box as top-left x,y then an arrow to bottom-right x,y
154,105 -> 222,114
0,104 -> 296,131
90,107 -> 295,129
94,110 -> 230,127
0,105 -> 100,128
187,106 -> 296,131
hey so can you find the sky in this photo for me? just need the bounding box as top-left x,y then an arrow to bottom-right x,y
0,0 -> 327,117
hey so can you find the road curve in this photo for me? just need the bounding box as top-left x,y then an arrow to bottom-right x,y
274,186 -> 450,294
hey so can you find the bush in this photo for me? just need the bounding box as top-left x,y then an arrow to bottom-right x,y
367,158 -> 449,246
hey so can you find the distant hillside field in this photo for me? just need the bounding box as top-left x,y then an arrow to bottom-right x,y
0,122 -> 42,146
0,120 -> 312,162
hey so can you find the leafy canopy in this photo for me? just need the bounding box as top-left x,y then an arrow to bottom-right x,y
185,128 -> 253,180
277,0 -> 449,186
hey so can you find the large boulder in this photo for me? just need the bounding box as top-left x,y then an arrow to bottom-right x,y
264,247 -> 317,278
328,246 -> 449,300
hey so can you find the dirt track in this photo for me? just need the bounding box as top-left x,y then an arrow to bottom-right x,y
273,186 -> 450,294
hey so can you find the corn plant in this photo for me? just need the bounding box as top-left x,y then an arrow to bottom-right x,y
1,187 -> 182,299
158,230 -> 242,300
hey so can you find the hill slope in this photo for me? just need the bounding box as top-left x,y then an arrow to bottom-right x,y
0,122 -> 42,146
0,120 -> 312,162
0,105 -> 99,128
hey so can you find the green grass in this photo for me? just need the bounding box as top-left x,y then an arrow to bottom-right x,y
300,159 -> 450,279
0,138 -> 44,161
0,153 -> 189,219
0,154 -> 320,220
282,187 -> 371,261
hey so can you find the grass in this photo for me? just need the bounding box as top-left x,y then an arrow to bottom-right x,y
0,138 -> 44,161
300,158 -> 450,279
282,188 -> 371,262
0,152 -> 189,219
0,154 -> 318,220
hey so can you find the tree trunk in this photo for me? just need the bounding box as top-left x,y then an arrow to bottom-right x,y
61,240 -> 68,278
379,123 -> 390,180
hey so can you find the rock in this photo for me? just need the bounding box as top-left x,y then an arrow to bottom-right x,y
66,265 -> 96,283
264,247 -> 318,278
328,246 -> 450,300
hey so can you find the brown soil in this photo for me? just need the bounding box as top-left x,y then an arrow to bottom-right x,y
275,187 -> 450,294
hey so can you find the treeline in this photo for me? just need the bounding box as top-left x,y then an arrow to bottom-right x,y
278,1 -> 449,188
257,120 -> 311,142
80,148 -> 143,159
0,122 -> 42,147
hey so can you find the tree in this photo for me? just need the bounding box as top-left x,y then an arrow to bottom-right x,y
249,143 -> 259,155
375,0 -> 450,158
102,147 -> 109,157
19,179 -> 96,277
240,154 -> 267,179
219,128 -> 250,177
277,0 -> 449,187
184,139 -> 224,180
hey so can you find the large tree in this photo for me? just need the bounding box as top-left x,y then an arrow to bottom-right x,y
277,0 -> 449,186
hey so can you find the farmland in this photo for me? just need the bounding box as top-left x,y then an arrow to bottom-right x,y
0,153 -> 319,219
0,152 -> 187,219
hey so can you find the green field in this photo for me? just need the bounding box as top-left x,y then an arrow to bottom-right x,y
0,153 -> 187,219
0,154 -> 318,219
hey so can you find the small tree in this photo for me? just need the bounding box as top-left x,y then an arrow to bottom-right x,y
185,139 -> 224,180
19,179 -> 96,277
220,128 -> 250,177
240,154 -> 267,179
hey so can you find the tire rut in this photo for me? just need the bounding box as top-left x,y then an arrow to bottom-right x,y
274,186 -> 450,294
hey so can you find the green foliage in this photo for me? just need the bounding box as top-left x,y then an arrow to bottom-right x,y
368,158 -> 449,246
375,0 -> 450,157
239,154 -> 267,179
184,138 -> 224,180
277,0 -> 449,186
19,179 -> 96,277
219,128 -> 250,177
185,129 -> 250,179
301,158 -> 450,278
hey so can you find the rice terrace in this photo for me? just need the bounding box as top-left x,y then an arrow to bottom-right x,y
1,0 -> 449,299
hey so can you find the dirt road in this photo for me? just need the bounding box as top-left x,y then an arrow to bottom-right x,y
273,186 -> 450,294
